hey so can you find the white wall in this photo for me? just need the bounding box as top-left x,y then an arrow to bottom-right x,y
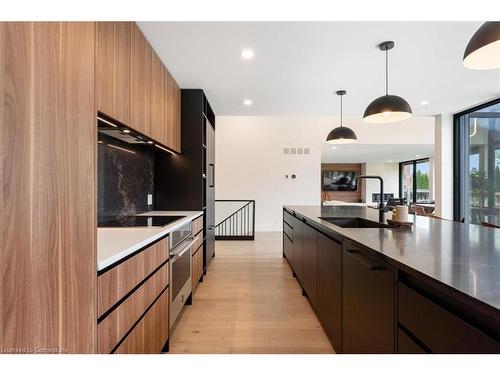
434,114 -> 454,219
215,117 -> 321,232
361,163 -> 400,204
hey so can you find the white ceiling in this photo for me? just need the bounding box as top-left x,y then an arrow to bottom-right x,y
321,143 -> 435,164
138,22 -> 500,116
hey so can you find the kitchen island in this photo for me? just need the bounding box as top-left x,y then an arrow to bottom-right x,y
283,205 -> 500,354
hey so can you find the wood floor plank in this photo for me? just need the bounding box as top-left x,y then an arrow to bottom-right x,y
169,232 -> 334,354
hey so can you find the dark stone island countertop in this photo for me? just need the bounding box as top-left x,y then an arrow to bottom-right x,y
284,205 -> 500,313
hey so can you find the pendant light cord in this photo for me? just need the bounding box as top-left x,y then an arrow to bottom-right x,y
385,48 -> 388,96
340,94 -> 343,127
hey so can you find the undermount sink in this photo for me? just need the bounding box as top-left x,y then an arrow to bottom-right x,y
319,217 -> 391,229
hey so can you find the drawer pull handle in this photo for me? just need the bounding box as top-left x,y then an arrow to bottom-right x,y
346,249 -> 381,270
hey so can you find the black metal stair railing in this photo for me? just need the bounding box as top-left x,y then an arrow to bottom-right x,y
214,200 -> 255,240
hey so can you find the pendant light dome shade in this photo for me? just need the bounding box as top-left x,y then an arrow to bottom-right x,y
363,94 -> 412,123
326,90 -> 357,144
326,126 -> 357,144
363,41 -> 412,124
463,22 -> 500,70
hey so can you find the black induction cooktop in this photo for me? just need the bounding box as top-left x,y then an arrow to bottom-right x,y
98,215 -> 186,228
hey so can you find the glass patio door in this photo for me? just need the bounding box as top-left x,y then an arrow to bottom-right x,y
455,99 -> 500,225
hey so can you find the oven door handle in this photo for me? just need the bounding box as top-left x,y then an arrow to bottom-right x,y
169,236 -> 198,262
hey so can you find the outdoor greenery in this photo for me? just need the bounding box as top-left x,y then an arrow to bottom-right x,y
416,170 -> 429,189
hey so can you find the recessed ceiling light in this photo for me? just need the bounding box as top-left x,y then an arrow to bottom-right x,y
122,129 -> 130,133
241,49 -> 254,60
416,154 -> 421,157
147,141 -> 153,144
331,146 -> 337,150
243,99 -> 252,106
388,160 -> 393,163
420,100 -> 429,106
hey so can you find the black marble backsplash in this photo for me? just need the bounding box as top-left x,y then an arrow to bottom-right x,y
98,133 -> 154,224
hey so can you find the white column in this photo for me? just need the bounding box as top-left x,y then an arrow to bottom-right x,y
428,157 -> 435,201
434,114 -> 454,219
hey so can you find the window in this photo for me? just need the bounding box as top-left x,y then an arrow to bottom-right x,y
454,98 -> 500,225
399,158 -> 430,204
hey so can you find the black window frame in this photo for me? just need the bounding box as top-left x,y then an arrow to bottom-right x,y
399,157 -> 430,205
453,97 -> 500,223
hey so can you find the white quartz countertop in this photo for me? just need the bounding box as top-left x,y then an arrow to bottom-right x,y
97,211 -> 203,272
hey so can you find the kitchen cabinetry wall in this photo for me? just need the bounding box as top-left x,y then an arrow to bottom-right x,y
96,22 -> 181,153
155,90 -> 216,273
0,22 -> 96,353
282,208 -> 500,354
1,21 -> 182,354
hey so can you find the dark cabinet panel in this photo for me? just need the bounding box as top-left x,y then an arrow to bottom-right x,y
398,328 -> 427,353
342,241 -> 395,353
317,232 -> 342,352
291,216 -> 303,282
155,90 -> 215,273
283,210 -> 294,228
283,219 -> 293,241
283,231 -> 293,266
302,224 -> 318,308
398,282 -> 500,353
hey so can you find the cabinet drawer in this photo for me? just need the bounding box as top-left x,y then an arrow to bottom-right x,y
98,262 -> 169,353
283,231 -> 293,267
398,282 -> 500,353
398,328 -> 426,353
193,231 -> 204,252
98,237 -> 169,317
283,210 -> 294,228
114,287 -> 169,354
192,246 -> 203,292
283,220 -> 293,241
192,215 -> 203,235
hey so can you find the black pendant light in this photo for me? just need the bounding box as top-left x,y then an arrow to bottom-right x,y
326,90 -> 357,144
363,41 -> 412,124
463,22 -> 500,70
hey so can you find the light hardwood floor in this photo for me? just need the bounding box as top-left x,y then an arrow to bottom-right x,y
169,232 -> 334,354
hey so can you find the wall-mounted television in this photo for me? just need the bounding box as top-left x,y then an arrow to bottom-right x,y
323,170 -> 358,191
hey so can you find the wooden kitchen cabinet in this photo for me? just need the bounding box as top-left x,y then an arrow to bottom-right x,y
130,22 -> 148,135
192,246 -> 203,293
114,287 -> 170,354
98,263 -> 169,353
150,50 -> 165,143
192,215 -> 204,235
96,22 -> 131,125
96,22 -> 181,152
1,22 -> 97,353
165,73 -> 181,152
342,241 -> 395,353
302,223 -> 318,309
316,232 -> 342,352
97,237 -> 169,318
